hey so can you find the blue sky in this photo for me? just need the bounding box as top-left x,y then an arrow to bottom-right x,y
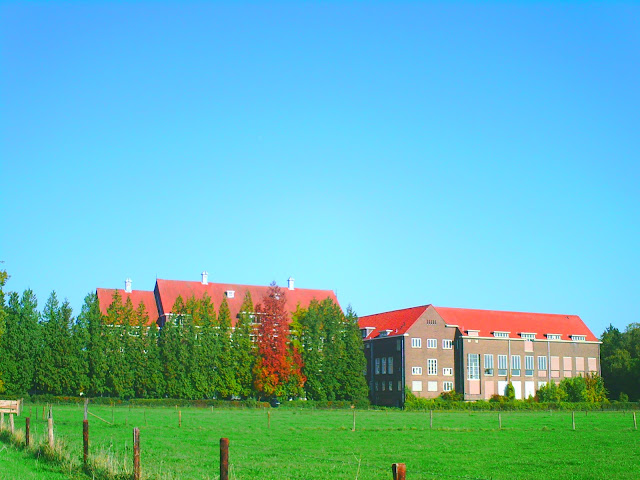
1,3 -> 638,336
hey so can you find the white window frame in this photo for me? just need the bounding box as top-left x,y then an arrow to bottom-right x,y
511,355 -> 521,376
520,333 -> 536,340
388,356 -> 394,375
412,366 -> 422,375
442,367 -> 453,376
412,380 -> 423,392
571,335 -> 586,342
467,353 -> 480,380
442,339 -> 453,349
547,333 -> 561,340
484,354 -> 494,376
427,338 -> 437,349
443,381 -> 454,392
427,359 -> 438,376
381,357 -> 387,375
411,338 -> 422,348
498,355 -> 508,376
525,355 -> 534,377
493,331 -> 510,338
375,358 -> 380,375
538,355 -> 547,371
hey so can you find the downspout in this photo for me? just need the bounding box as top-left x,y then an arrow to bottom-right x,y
370,339 -> 375,404
547,340 -> 551,383
401,336 -> 405,409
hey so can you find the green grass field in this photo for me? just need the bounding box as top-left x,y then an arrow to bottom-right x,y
3,405 -> 640,479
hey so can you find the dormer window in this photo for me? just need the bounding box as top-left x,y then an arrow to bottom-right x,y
546,333 -> 561,340
225,290 -> 235,298
520,333 -> 536,341
492,331 -> 510,338
467,330 -> 479,337
360,327 -> 375,339
571,335 -> 586,342
379,329 -> 392,337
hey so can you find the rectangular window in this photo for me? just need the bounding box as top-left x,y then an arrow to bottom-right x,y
442,339 -> 453,349
525,355 -> 534,376
442,367 -> 453,376
520,333 -> 536,340
547,334 -> 561,340
375,358 -> 380,375
398,380 -> 402,391
375,382 -> 379,391
412,380 -> 423,392
427,359 -> 438,375
427,381 -> 438,392
381,382 -> 385,391
396,339 -> 402,351
412,366 -> 422,375
467,354 -> 480,380
571,335 -> 586,341
388,381 -> 393,391
411,338 -> 422,348
388,357 -> 394,375
563,357 -> 572,371
427,338 -> 437,349
511,355 -> 521,376
381,357 -> 387,375
493,331 -> 510,338
498,355 -> 508,376
538,355 -> 547,371
443,381 -> 454,392
484,354 -> 494,376
588,357 -> 597,373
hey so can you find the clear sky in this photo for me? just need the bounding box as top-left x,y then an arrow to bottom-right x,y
1,3 -> 638,337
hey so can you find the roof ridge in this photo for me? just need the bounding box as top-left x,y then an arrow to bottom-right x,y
360,304 -> 430,318
433,305 -> 579,318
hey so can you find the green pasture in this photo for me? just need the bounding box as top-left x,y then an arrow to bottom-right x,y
4,405 -> 640,480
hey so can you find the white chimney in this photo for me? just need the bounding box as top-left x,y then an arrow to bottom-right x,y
201,271 -> 209,285
287,276 -> 295,291
124,278 -> 132,293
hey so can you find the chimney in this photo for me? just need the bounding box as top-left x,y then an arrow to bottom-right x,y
124,278 -> 132,293
201,271 -> 209,285
287,276 -> 295,291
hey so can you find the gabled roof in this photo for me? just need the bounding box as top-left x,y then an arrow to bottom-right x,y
358,305 -> 430,339
432,306 -> 598,342
155,278 -> 339,326
96,288 -> 159,326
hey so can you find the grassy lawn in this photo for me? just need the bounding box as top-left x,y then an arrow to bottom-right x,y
6,405 -> 640,480
0,440 -> 79,480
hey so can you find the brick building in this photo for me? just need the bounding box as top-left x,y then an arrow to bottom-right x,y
97,273 -> 338,327
360,305 -> 600,407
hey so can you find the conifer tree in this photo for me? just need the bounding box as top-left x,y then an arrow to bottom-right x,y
194,294 -> 217,398
160,296 -> 194,398
80,292 -> 108,397
143,320 -> 165,398
232,290 -> 256,398
216,296 -> 237,398
130,301 -> 150,398
341,305 -> 369,402
104,292 -> 135,397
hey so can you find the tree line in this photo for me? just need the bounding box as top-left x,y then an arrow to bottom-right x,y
0,271 -> 369,402
600,323 -> 640,401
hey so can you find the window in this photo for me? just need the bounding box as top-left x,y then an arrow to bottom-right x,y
412,366 -> 422,375
381,382 -> 386,391
493,331 -> 510,338
411,338 -> 422,348
442,339 -> 453,349
427,338 -> 437,349
388,381 -> 393,391
484,354 -> 494,376
426,318 -> 437,325
467,330 -> 479,337
520,333 -> 536,340
398,380 -> 402,391
538,355 -> 547,371
427,381 -> 438,392
396,339 -> 402,351
443,368 -> 453,376
412,380 -> 423,392
375,358 -> 380,375
443,381 -> 454,392
388,357 -> 394,374
381,357 -> 387,375
498,355 -> 508,376
547,334 -> 561,340
375,382 -> 379,391
467,354 -> 480,380
427,359 -> 438,375
571,335 -> 586,342
511,355 -> 521,376
525,355 -> 534,376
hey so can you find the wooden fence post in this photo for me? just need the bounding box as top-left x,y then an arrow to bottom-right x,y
392,463 -> 406,480
9,413 -> 14,434
268,410 -> 271,429
498,413 -> 502,430
430,410 -> 433,429
48,416 -> 54,449
220,437 -> 229,480
633,411 -> 637,431
83,401 -> 89,468
179,410 -> 182,428
1,412 -> 4,430
352,407 -> 356,432
25,417 -> 30,446
133,428 -> 141,480
572,411 -> 575,431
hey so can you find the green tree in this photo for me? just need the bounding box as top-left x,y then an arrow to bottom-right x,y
80,292 -> 108,397
160,296 -> 194,398
192,294 -> 217,398
536,381 -> 567,402
560,376 -> 588,402
215,296 -> 237,398
0,268 -> 6,393
232,290 -> 256,398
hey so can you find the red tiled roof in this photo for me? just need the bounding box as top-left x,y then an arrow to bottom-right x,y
155,279 -> 339,326
358,305 -> 430,339
96,288 -> 159,326
432,306 -> 598,342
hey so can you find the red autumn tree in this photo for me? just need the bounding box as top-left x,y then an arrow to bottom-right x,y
253,282 -> 305,398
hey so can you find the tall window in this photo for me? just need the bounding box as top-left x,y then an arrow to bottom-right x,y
498,355 -> 508,376
538,355 -> 547,371
511,355 -> 521,376
427,359 -> 438,375
442,339 -> 453,349
443,381 -> 454,392
427,338 -> 437,349
468,354 -> 480,380
484,354 -> 494,376
381,357 -> 387,375
375,358 -> 380,375
411,338 -> 422,348
525,355 -> 534,376
388,357 -> 394,375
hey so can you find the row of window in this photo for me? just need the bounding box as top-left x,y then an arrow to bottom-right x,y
374,357 -> 394,375
411,380 -> 453,393
411,338 -> 453,349
468,354 -> 597,380
375,380 -> 402,392
411,365 -> 453,376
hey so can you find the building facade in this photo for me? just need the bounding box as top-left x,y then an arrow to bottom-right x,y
360,305 -> 600,407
